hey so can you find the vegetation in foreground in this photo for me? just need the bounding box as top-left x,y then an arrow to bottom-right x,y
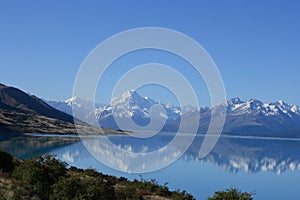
0,149 -> 194,200
0,149 -> 254,200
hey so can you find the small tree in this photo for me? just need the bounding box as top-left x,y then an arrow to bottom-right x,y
12,154 -> 67,200
13,158 -> 50,200
39,154 -> 67,183
50,176 -> 82,200
208,188 -> 255,200
50,174 -> 115,200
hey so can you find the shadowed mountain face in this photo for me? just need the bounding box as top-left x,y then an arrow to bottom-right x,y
0,84 -> 92,133
0,83 -> 80,134
0,83 -> 74,123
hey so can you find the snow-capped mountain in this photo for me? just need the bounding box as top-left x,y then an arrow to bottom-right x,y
45,97 -> 104,123
224,98 -> 300,133
46,90 -> 191,131
172,97 -> 300,136
94,90 -> 183,130
226,97 -> 300,117
46,92 -> 300,137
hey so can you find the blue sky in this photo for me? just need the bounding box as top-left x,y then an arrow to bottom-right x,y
0,1 -> 299,106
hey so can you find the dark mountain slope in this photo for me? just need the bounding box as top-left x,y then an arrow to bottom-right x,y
0,83 -> 121,134
0,83 -> 74,123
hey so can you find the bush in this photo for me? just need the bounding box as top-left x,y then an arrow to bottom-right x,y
208,188 -> 255,200
115,184 -> 141,200
50,175 -> 115,200
11,180 -> 39,200
50,176 -> 82,200
41,154 -> 67,183
12,154 -> 67,200
171,189 -> 195,200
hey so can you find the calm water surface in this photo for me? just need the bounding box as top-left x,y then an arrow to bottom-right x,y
1,133 -> 300,200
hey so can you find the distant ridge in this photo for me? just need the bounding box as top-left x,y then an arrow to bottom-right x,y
167,97 -> 300,137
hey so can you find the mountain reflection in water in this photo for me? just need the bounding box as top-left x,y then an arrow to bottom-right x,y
0,134 -> 81,159
1,133 -> 299,174
2,133 -> 300,199
188,135 -> 300,174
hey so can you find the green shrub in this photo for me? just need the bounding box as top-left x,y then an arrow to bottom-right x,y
50,176 -> 81,200
11,180 -> 39,200
115,184 -> 141,200
50,174 -> 115,200
208,188 -> 255,200
12,154 -> 67,200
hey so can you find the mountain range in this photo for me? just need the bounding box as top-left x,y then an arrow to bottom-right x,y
1,82 -> 299,137
168,97 -> 300,137
46,89 -> 300,137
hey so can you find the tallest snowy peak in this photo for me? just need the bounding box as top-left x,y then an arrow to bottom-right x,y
110,90 -> 148,106
120,89 -> 138,99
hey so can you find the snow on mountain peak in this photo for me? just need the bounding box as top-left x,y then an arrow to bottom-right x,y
63,96 -> 103,110
64,96 -> 84,107
58,94 -> 300,119
94,90 -> 185,128
65,96 -> 78,103
291,105 -> 298,112
47,93 -> 300,132
110,90 -> 152,109
247,99 -> 264,110
228,97 -> 243,105
120,89 -> 137,98
278,99 -> 284,105
223,97 -> 300,117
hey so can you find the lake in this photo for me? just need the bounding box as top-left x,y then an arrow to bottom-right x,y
1,133 -> 300,200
